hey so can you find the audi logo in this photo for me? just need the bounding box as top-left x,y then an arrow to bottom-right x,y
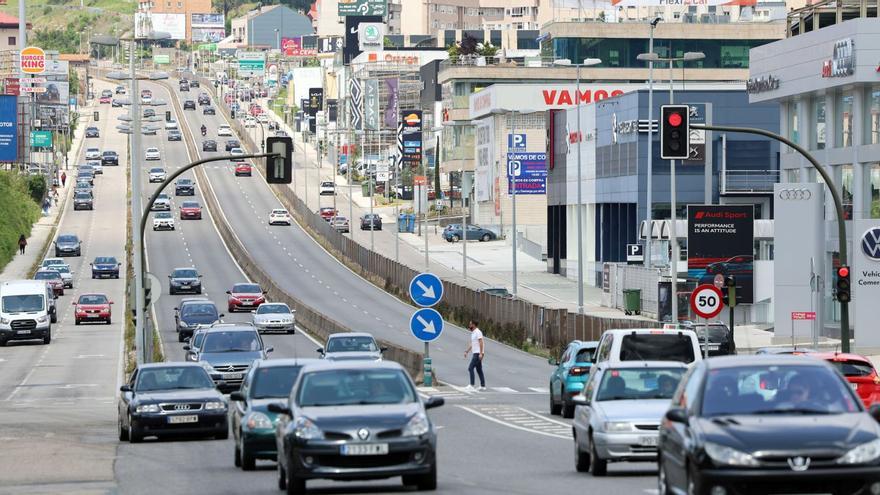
778,188 -> 812,200
173,404 -> 191,411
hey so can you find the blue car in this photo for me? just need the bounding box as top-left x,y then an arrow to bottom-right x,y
442,224 -> 497,242
90,256 -> 120,279
549,340 -> 598,418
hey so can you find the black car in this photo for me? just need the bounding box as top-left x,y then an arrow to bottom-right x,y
203,106 -> 216,115
680,321 -> 736,357
90,256 -> 120,278
115,85 -> 126,94
179,82 -> 190,91
361,213 -> 382,231
85,126 -> 100,138
167,129 -> 182,141
175,299 -> 222,342
198,93 -> 210,105
73,191 -> 94,210
76,170 -> 94,186
658,355 -> 880,495
101,151 -> 119,166
190,80 -> 200,88
271,361 -> 442,493
225,139 -> 240,151
118,363 -> 229,443
183,100 -> 196,110
196,324 -> 273,392
54,234 -> 82,257
203,140 -> 217,152
143,108 -> 155,118
169,267 -> 202,295
175,178 -> 195,196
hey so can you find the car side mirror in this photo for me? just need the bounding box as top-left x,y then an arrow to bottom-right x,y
167,275 -> 172,278
198,274 -> 203,277
109,301 -> 114,305
267,402 -> 290,416
571,394 -> 589,406
266,347 -> 274,354
225,290 -> 231,294
89,263 -> 93,266
665,407 -> 689,425
424,396 -> 444,410
229,391 -> 245,402
173,307 -> 179,311
215,380 -> 227,390
317,347 -> 324,355
219,314 -> 226,318
870,404 -> 880,423
119,384 -> 132,392
71,301 -> 77,305
183,345 -> 191,351
548,357 -> 559,366
380,347 -> 388,353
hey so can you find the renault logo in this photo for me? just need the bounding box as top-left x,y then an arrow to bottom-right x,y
357,428 -> 370,440
862,227 -> 880,260
778,188 -> 812,200
787,456 -> 810,471
173,404 -> 191,411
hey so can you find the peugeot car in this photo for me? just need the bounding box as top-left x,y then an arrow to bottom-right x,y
226,283 -> 266,312
175,299 -> 222,342
251,302 -> 295,334
169,267 -> 202,295
317,332 -> 385,362
90,256 -> 120,279
54,234 -> 82,257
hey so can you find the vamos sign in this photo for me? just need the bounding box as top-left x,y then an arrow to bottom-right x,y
20,47 -> 46,75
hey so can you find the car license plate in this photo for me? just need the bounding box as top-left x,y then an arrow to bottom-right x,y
222,372 -> 242,380
341,443 -> 389,456
242,301 -> 253,306
639,436 -> 658,447
167,415 -> 199,424
181,285 -> 189,288
16,329 -> 31,335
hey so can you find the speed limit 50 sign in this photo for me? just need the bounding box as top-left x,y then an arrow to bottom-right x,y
690,284 -> 724,319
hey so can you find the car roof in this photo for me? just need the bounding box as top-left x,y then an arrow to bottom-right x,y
594,360 -> 689,370
705,354 -> 834,369
78,292 -> 109,298
137,362 -> 205,370
327,332 -> 376,340
254,358 -> 321,369
299,360 -> 404,374
202,323 -> 258,332
172,267 -> 198,271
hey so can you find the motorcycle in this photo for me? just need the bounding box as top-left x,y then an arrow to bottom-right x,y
201,126 -> 207,137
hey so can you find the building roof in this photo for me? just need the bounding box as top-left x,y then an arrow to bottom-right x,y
0,12 -> 31,29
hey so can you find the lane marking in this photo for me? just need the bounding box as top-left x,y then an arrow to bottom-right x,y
458,405 -> 571,440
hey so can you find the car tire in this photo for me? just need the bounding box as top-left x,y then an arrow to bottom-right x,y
75,319 -> 80,326
574,433 -> 591,472
286,466 -> 305,495
215,427 -> 229,440
234,444 -> 242,467
549,387 -> 562,416
589,434 -> 607,476
119,416 -> 129,441
562,393 -> 575,419
170,287 -> 175,295
128,417 -> 142,443
107,318 -> 112,325
687,463 -> 707,495
241,444 -> 256,471
43,330 -> 51,345
415,463 -> 437,491
482,234 -> 491,242
657,454 -> 672,495
451,234 -> 460,242
50,312 -> 57,323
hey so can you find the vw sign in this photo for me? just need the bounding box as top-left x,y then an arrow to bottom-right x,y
861,227 -> 880,260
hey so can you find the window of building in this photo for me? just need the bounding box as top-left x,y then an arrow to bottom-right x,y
788,102 -> 798,145
786,169 -> 800,183
837,92 -> 853,147
868,86 -> 880,145
871,164 -> 880,218
814,96 -> 825,150
7,36 -> 14,46
550,38 -> 770,69
842,164 -> 853,219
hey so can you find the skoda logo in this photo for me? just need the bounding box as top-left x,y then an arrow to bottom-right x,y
862,227 -> 880,260
787,456 -> 810,472
173,404 -> 191,411
357,428 -> 370,440
364,26 -> 380,42
778,188 -> 812,200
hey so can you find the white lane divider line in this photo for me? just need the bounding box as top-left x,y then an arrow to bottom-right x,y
529,387 -> 549,394
490,387 -> 518,394
457,405 -> 571,440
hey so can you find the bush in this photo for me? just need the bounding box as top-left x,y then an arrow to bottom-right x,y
27,175 -> 46,203
0,171 -> 41,270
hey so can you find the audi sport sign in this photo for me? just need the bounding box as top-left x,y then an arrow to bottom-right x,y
687,205 -> 754,304
20,46 -> 46,74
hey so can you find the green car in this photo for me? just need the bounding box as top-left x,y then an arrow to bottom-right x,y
230,358 -> 320,470
549,340 -> 598,418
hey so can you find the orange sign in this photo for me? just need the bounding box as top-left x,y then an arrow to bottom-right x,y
20,46 -> 46,74
414,175 -> 427,186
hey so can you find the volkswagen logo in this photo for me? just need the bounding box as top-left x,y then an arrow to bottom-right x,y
173,404 -> 191,411
787,456 -> 810,472
357,428 -> 370,440
862,227 -> 880,260
778,188 -> 812,200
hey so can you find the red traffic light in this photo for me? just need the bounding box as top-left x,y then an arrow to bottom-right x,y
838,266 -> 850,278
667,112 -> 683,127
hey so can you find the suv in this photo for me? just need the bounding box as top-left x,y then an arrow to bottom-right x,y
196,324 -> 273,392
183,100 -> 196,110
73,191 -> 94,210
678,321 -> 736,357
101,150 -> 119,166
175,298 -> 222,342
592,328 -> 702,367
175,178 -> 195,195
317,332 -> 385,361
549,340 -> 599,418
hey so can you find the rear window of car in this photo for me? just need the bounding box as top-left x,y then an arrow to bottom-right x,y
827,360 -> 875,377
619,334 -> 696,363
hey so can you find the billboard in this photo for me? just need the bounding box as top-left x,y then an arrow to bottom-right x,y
35,81 -> 69,105
147,13 -> 186,40
384,78 -> 398,128
308,88 -> 323,134
327,99 -> 338,122
474,117 -> 494,201
20,46 -> 46,74
687,205 -> 755,304
191,13 -> 224,27
364,79 -> 379,131
30,130 -> 52,148
506,152 -> 547,195
339,0 -> 387,16
237,51 -> 265,77
43,59 -> 68,77
281,37 -> 318,57
854,220 -> 880,346
0,95 -> 17,162
400,110 -> 422,169
192,28 -> 225,43
349,77 -> 362,130
343,15 -> 382,64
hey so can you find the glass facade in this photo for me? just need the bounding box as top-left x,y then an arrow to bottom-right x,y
837,92 -> 853,147
551,37 -> 772,69
788,102 -> 798,145
868,86 -> 880,145
842,164 -> 853,219
813,96 -> 825,150
872,164 -> 880,218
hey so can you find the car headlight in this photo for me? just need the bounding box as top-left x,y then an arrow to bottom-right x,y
403,412 -> 430,437
246,411 -> 273,430
293,417 -> 323,440
704,441 -> 760,467
602,421 -> 633,433
179,321 -> 189,328
204,401 -> 226,411
136,404 -> 160,413
36,315 -> 49,323
837,439 -> 880,465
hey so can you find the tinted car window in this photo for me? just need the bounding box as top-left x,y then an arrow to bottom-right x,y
173,269 -> 198,278
136,367 -> 214,391
75,192 -> 91,199
575,348 -> 595,363
202,330 -> 261,352
182,303 -> 217,317
232,284 -> 261,293
297,369 -> 415,406
251,366 -> 303,399
595,368 -> 685,401
34,271 -> 61,280
620,334 -> 695,363
827,360 -> 875,378
256,304 -> 288,314
193,331 -> 206,348
327,336 -> 378,353
2,294 -> 44,312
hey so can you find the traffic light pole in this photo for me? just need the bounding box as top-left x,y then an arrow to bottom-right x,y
692,123 -> 851,352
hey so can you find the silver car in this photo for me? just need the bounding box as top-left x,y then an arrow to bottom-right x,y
151,193 -> 171,211
570,361 -> 687,476
251,302 -> 295,334
318,332 -> 386,361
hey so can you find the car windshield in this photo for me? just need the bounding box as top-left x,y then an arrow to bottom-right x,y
103,151 -> 115,156
147,148 -> 158,153
193,331 -> 206,348
297,369 -> 415,407
272,210 -> 287,215
327,336 -> 378,353
595,367 -> 685,401
701,364 -> 861,416
58,235 -> 77,243
79,294 -> 108,304
43,259 -> 64,266
693,325 -> 730,342
155,212 -> 172,219
256,304 -> 288,314
201,330 -> 262,353
825,360 -> 875,378
173,269 -> 198,278
53,265 -> 70,274
619,334 -> 696,363
2,294 -> 44,313
75,193 -> 91,199
233,284 -> 260,293
150,168 -> 164,173
182,303 -> 217,318
157,194 -> 169,200
95,257 -> 116,264
34,271 -> 60,280
181,202 -> 199,208
251,366 -> 304,399
136,367 -> 215,391
178,179 -> 192,185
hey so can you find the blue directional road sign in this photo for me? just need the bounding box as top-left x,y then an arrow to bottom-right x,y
409,272 -> 443,307
410,308 -> 443,343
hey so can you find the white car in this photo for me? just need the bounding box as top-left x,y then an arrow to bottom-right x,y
152,211 -> 175,231
244,118 -> 256,128
87,160 -> 103,175
217,125 -> 233,136
269,209 -> 291,226
319,181 -> 336,195
148,167 -> 167,183
144,147 -> 160,160
41,257 -> 67,270
165,120 -> 178,130
229,147 -> 245,162
151,193 -> 171,211
257,114 -> 269,124
142,95 -> 152,104
53,264 -> 74,289
85,148 -> 101,160
251,302 -> 295,334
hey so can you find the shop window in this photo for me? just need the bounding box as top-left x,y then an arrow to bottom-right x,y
868,86 -> 880,145
842,164 -> 853,219
786,169 -> 800,183
837,92 -> 853,147
813,96 -> 825,150
871,164 -> 880,218
788,102 -> 798,145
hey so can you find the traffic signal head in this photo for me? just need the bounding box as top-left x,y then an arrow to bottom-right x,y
661,105 -> 690,160
265,136 -> 293,184
836,265 -> 851,303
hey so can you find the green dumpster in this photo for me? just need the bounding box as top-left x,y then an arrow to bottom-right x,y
361,182 -> 372,197
622,289 -> 641,315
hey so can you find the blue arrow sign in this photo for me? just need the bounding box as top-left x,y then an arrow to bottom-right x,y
410,308 -> 443,343
409,272 -> 443,307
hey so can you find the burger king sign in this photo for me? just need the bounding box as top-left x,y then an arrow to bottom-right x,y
20,47 -> 46,75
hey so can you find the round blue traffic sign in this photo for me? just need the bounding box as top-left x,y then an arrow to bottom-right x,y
409,272 -> 444,307
410,308 -> 443,343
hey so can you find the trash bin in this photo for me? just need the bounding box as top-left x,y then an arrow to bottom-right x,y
361,182 -> 372,197
405,214 -> 416,233
622,289 -> 641,315
398,214 -> 408,232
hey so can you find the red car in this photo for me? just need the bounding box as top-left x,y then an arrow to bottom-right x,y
34,269 -> 64,296
319,207 -> 337,222
99,95 -> 111,104
812,352 -> 880,407
234,162 -> 252,176
73,293 -> 113,325
226,283 -> 266,312
179,201 -> 202,220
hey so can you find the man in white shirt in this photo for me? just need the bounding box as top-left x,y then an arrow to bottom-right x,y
463,320 -> 486,391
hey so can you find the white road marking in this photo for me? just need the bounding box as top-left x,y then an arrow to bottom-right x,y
529,387 -> 549,393
458,405 -> 571,440
490,387 -> 518,393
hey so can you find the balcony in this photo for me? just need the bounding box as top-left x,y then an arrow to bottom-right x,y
721,169 -> 780,195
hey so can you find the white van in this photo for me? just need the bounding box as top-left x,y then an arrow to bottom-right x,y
0,280 -> 53,346
592,328 -> 702,365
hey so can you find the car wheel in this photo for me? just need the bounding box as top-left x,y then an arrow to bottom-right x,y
43,329 -> 51,345
118,415 -> 129,441
549,386 -> 562,416
234,444 -> 242,467
482,234 -> 491,242
241,443 -> 256,471
451,234 -> 460,242
50,312 -> 57,323
106,318 -> 112,325
589,433 -> 607,476
215,426 -> 229,440
277,461 -> 287,490
75,319 -> 80,326
128,416 -> 143,443
177,332 -> 184,342
415,463 -> 437,490
574,433 -> 591,472
657,453 -> 672,495
561,391 -> 575,419
170,287 -> 175,295
286,466 -> 306,495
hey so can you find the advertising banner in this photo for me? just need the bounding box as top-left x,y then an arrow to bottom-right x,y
364,79 -> 379,131
358,23 -> 384,52
474,117 -> 494,202
192,28 -> 225,43
506,152 -> 547,195
149,13 -> 186,40
854,220 -> 880,346
281,37 -> 318,57
237,51 -> 265,77
36,81 -> 68,105
43,59 -> 68,77
327,99 -> 338,122
349,77 -> 362,130
384,78 -> 398,128
557,0 -> 756,5
191,13 -> 224,27
343,15 -> 382,64
20,46 -> 46,75
400,110 -> 422,169
308,88 -> 323,134
4,77 -> 19,96
687,205 -> 754,304
339,0 -> 388,16
319,37 -> 343,54
37,105 -> 69,130
0,95 -> 17,162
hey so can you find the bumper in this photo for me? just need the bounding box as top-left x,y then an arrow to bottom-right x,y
254,322 -> 295,333
563,380 -> 586,397
92,270 -> 119,278
76,312 -> 110,322
176,189 -> 195,195
242,431 -> 278,460
171,284 -> 201,294
153,222 -> 175,230
180,213 -> 202,219
0,323 -> 51,342
149,177 -> 166,183
152,204 -> 171,211
74,202 -> 93,210
696,465 -> 880,495
56,248 -> 79,256
288,436 -> 436,481
145,155 -> 160,161
132,412 -> 228,438
102,159 -> 118,165
230,300 -> 262,310
209,375 -> 245,392
593,430 -> 658,461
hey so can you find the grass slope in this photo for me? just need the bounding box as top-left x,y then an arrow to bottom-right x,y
2,0 -> 135,39
0,171 -> 41,272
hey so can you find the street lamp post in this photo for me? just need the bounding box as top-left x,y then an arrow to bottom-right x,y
645,17 -> 661,269
636,50 -> 705,324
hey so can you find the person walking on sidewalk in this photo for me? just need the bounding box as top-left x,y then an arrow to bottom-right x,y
61,172 -> 66,187
464,320 -> 486,391
18,234 -> 26,255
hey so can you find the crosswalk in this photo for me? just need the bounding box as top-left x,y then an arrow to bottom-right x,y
417,385 -> 549,400
458,404 -> 573,439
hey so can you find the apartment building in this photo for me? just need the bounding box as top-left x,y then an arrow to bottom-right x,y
137,0 -> 214,41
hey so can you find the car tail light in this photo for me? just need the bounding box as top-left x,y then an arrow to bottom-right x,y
569,367 -> 589,376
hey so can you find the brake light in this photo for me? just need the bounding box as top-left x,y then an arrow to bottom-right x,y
650,330 -> 665,334
569,367 -> 589,376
